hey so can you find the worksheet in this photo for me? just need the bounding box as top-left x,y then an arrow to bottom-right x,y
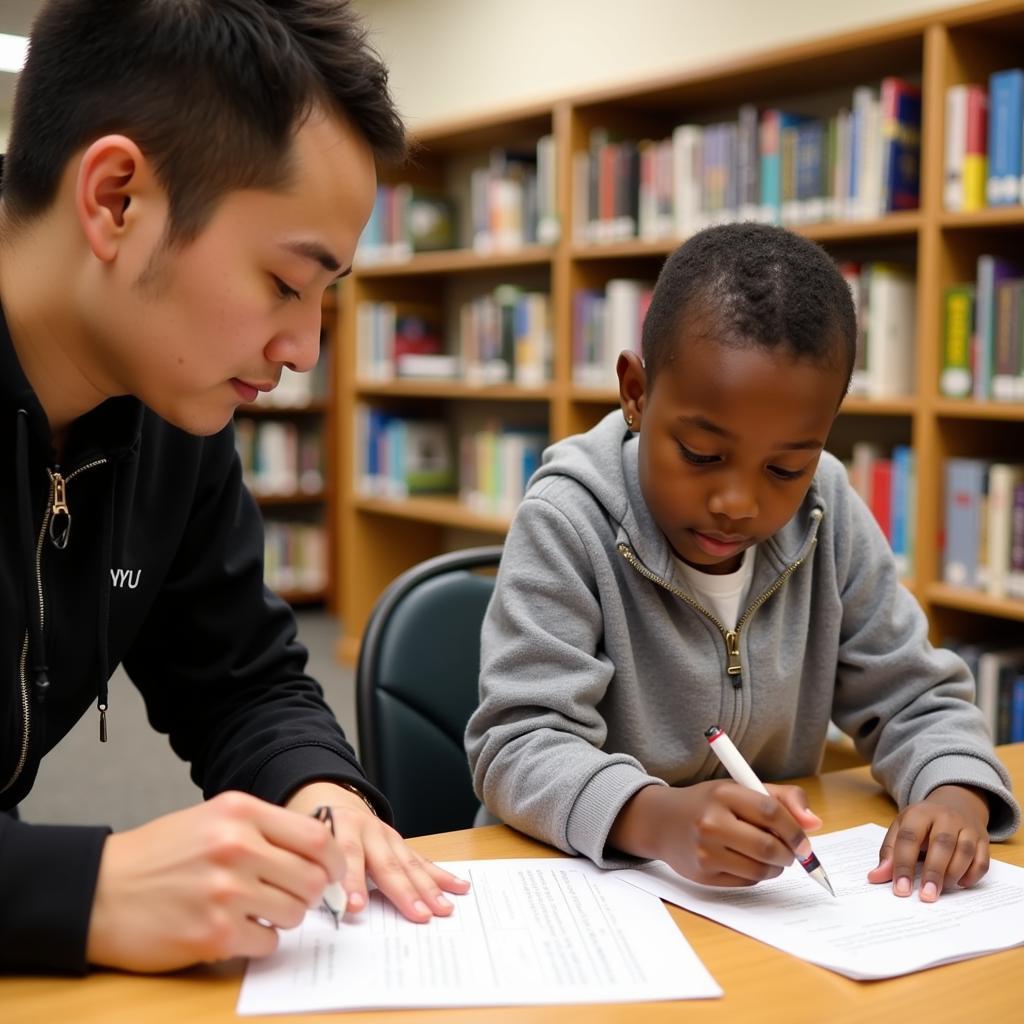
237,857 -> 722,1014
616,822 -> 1024,979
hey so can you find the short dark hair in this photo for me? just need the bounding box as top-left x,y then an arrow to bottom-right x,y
641,223 -> 857,385
2,0 -> 406,243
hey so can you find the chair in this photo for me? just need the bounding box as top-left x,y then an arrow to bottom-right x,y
355,545 -> 502,837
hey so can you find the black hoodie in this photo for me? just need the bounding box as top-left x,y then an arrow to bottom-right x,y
0,308 -> 388,973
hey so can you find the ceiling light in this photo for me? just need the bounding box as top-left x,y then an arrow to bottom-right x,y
0,33 -> 28,75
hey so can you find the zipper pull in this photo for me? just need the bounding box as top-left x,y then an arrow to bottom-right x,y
98,703 -> 108,743
48,471 -> 71,550
725,630 -> 742,683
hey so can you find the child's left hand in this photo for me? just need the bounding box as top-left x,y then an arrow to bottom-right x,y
867,784 -> 991,901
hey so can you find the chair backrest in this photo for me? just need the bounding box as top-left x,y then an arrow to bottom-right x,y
355,545 -> 502,837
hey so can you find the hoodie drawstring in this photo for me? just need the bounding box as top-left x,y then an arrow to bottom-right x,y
96,473 -> 117,742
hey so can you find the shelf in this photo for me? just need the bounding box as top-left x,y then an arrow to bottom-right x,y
570,386 -> 620,404
238,399 -> 329,416
354,245 -> 554,278
274,588 -> 327,607
567,214 -> 922,261
356,380 -> 553,401
925,583 -> 1024,622
940,207 -> 1024,230
254,491 -> 326,507
354,494 -> 512,533
933,399 -> 1024,421
839,396 -> 917,416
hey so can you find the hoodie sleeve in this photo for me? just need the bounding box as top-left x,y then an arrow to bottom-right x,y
466,481 -> 665,868
827,467 -> 1020,840
0,813 -> 109,972
121,427 -> 390,821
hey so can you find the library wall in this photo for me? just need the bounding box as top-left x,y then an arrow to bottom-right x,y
353,0 -> 960,125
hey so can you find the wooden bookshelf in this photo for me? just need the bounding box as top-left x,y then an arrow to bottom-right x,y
332,0 -> 1024,661
236,290 -> 338,609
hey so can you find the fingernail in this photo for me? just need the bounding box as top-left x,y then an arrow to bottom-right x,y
414,900 -> 430,916
348,892 -> 365,911
895,877 -> 911,896
921,881 -> 938,901
436,895 -> 452,908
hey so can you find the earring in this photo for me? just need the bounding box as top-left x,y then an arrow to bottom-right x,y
625,414 -> 635,429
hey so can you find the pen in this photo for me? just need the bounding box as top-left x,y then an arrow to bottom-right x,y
704,725 -> 836,897
312,805 -> 347,928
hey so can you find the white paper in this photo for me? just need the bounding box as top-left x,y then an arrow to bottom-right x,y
616,822 -> 1024,980
237,857 -> 722,1014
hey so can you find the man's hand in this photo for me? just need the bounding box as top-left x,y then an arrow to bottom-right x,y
86,791 -> 344,972
867,784 -> 991,901
285,781 -> 470,923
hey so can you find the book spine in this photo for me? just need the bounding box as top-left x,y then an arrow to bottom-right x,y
944,458 -> 987,587
987,69 -> 1024,205
940,284 -> 975,398
944,84 -> 967,211
963,85 -> 989,212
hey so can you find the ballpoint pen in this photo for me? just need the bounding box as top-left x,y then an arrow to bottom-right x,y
704,725 -> 836,897
312,805 -> 347,928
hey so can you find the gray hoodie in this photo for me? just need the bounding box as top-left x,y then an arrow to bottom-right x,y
465,411 -> 1020,867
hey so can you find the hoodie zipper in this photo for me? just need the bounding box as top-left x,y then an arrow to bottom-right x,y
1,458 -> 108,796
616,508 -> 822,687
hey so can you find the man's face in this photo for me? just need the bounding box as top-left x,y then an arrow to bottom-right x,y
92,111 -> 376,435
635,324 -> 847,575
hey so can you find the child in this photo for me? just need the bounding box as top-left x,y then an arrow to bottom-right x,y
466,223 -> 1019,901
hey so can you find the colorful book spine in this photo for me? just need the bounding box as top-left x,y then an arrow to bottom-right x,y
940,284 -> 975,398
880,77 -> 922,211
987,68 -> 1024,205
963,85 -> 989,212
943,457 -> 989,588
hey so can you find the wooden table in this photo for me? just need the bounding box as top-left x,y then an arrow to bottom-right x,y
5,745 -> 1022,1024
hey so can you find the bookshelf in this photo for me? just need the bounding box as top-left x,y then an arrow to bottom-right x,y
334,0 -> 1024,664
235,288 -> 338,608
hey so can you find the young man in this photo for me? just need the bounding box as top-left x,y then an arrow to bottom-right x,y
1,0 -> 467,975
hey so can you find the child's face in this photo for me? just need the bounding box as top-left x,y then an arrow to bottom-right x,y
83,109 -> 375,437
620,317 -> 847,575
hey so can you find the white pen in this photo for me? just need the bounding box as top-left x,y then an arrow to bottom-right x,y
704,725 -> 836,897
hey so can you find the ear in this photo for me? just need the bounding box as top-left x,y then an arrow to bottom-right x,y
74,135 -> 156,263
616,350 -> 647,431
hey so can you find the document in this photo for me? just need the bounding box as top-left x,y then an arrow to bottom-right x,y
237,857 -> 722,1015
616,822 -> 1024,980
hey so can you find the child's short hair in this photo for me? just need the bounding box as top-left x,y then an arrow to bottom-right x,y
2,0 -> 405,244
641,223 -> 857,385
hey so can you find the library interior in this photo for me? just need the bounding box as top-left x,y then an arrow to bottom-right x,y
3,0 -> 1024,1020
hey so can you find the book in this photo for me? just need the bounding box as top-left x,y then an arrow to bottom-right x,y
848,263 -> 916,398
939,284 -> 975,398
985,463 -> 1024,598
1009,481 -> 1024,598
963,85 -> 989,212
880,77 -> 922,212
987,68 -> 1024,205
943,457 -> 989,587
974,256 -> 1024,400
944,84 -> 968,210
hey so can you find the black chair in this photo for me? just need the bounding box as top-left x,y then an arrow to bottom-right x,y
355,545 -> 502,837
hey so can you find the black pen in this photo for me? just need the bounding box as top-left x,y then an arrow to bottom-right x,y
704,725 -> 836,897
312,805 -> 347,928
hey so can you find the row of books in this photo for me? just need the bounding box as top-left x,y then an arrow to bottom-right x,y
944,69 -> 1024,211
572,280 -> 652,388
263,521 -> 327,596
572,76 -> 920,244
845,442 -> 915,579
941,256 -> 1024,402
842,262 -> 917,400
354,407 -> 547,515
235,419 -> 325,497
356,288 -> 552,386
943,459 -> 1024,599
356,139 -> 559,263
945,641 -> 1024,744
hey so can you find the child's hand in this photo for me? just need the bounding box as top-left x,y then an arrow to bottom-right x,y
608,780 -> 822,886
867,784 -> 991,901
